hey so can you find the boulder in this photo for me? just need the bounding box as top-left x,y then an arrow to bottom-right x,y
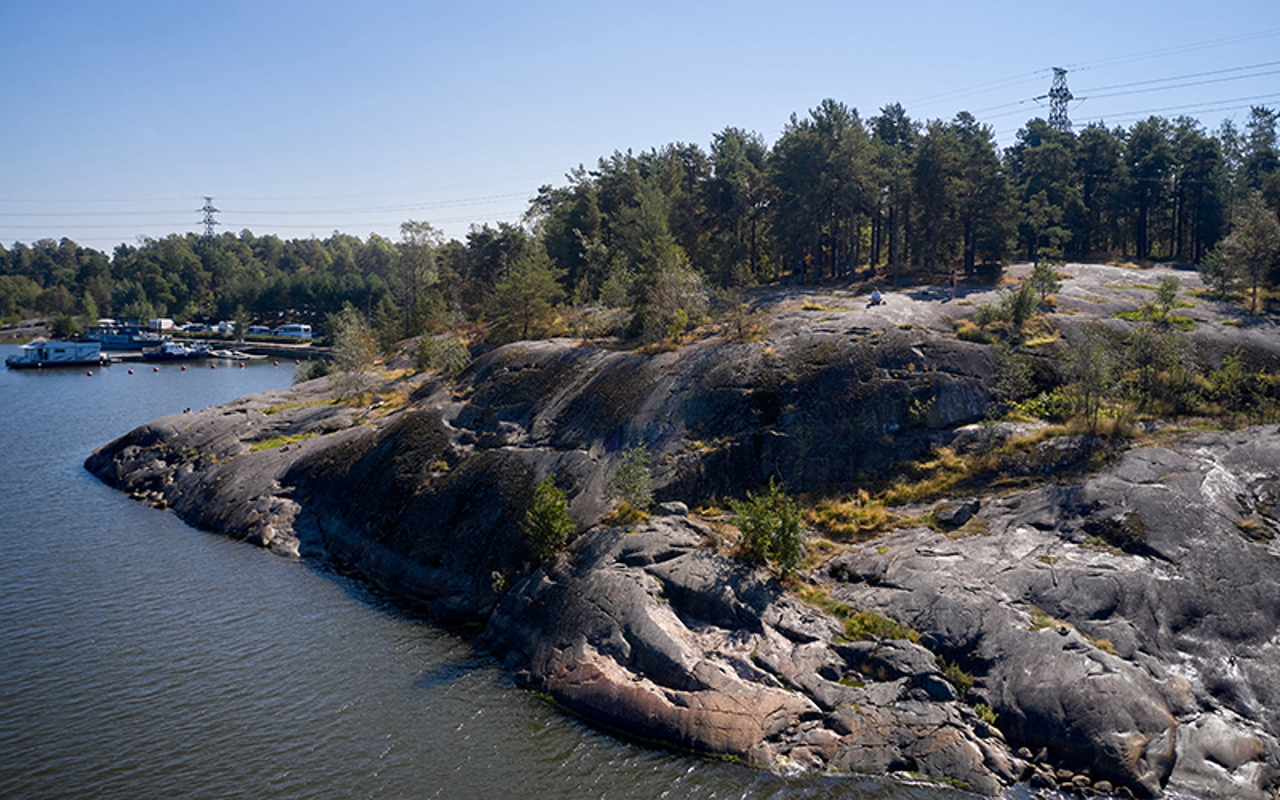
933,497 -> 979,528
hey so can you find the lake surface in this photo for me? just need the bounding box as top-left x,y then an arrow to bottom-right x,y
0,346 -> 1024,799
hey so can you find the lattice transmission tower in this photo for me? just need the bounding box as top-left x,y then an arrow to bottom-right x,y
1047,67 -> 1073,133
200,196 -> 221,241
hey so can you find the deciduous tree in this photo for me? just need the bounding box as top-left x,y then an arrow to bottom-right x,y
329,304 -> 379,401
1220,192 -> 1280,312
395,220 -> 442,338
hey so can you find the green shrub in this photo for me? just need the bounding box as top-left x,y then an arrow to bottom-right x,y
718,289 -> 769,341
52,314 -> 81,338
842,610 -> 919,642
939,658 -> 974,699
795,585 -> 921,643
975,302 -> 1002,328
994,345 -> 1034,402
249,433 -> 316,452
1001,282 -> 1038,329
417,333 -> 471,377
293,358 -> 333,384
524,477 -> 575,561
1014,389 -> 1074,422
730,478 -> 804,574
1029,260 -> 1062,302
955,319 -> 992,344
1155,277 -> 1180,317
975,703 -> 998,725
975,283 -> 1039,339
607,442 -> 653,510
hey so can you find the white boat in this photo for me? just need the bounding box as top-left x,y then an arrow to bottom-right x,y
6,340 -> 111,369
208,349 -> 262,360
141,342 -> 210,362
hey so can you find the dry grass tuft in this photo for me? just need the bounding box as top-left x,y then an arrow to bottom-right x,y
807,489 -> 898,541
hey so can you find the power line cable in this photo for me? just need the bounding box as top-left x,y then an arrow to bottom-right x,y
1061,27 -> 1280,73
905,70 -> 1052,109
902,29 -> 1280,115
0,192 -> 536,221
1073,93 -> 1280,125
1077,60 -> 1280,93
1080,68 -> 1280,101
985,88 -> 1280,124
233,192 -> 533,216
993,94 -> 1280,140
0,173 -> 561,206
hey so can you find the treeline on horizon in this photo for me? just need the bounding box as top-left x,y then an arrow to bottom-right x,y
3,100 -> 1279,346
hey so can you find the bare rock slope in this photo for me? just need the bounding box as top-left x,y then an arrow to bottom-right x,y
85,265 -> 1280,798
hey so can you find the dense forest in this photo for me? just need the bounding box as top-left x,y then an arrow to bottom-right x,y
3,101 -> 1279,346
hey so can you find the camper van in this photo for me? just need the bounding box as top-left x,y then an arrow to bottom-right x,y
274,323 -> 313,340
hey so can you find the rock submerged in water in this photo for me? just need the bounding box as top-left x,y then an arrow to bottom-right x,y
81,319 -> 1280,798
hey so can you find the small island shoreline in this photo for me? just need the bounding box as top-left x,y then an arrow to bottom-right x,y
87,264 -> 1280,799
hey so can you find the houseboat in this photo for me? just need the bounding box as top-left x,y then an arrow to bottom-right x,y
6,340 -> 111,369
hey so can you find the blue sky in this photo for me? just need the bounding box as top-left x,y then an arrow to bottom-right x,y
2,0 -> 1278,252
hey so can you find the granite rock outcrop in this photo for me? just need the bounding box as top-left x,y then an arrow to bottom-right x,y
85,266 -> 1280,797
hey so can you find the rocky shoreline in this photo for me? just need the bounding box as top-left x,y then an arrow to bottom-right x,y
85,265 -> 1280,798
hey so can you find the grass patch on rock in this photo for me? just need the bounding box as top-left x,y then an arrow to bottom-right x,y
249,432 -> 317,452
1113,310 -> 1197,331
795,584 -> 921,644
801,301 -> 845,312
263,399 -> 332,415
806,489 -> 899,541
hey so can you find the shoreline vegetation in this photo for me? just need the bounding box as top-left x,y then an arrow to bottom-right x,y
86,262 -> 1280,799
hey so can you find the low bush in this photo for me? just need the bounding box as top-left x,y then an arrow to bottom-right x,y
939,658 -> 974,698
524,477 -> 575,561
1013,389 -> 1074,422
417,333 -> 471,377
293,359 -> 333,384
955,319 -> 992,343
607,442 -> 654,510
249,433 -> 316,452
731,478 -> 804,575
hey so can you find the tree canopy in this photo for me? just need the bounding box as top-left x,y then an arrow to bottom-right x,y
5,102 -> 1280,337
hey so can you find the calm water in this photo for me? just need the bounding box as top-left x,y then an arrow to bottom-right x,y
0,346 -> 1005,800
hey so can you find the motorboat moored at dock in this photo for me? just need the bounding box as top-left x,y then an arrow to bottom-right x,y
140,342 -> 210,362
